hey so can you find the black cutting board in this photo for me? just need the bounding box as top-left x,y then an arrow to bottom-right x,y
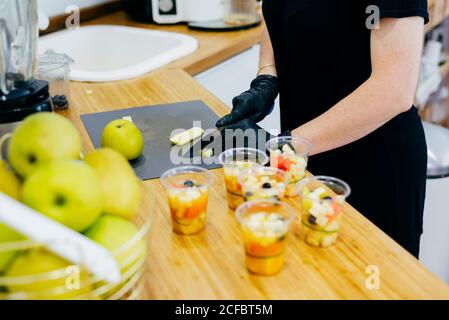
81,100 -> 222,180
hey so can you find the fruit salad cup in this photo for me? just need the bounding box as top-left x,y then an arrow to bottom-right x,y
218,148 -> 269,210
238,167 -> 289,203
266,137 -> 312,197
236,200 -> 295,276
161,166 -> 212,235
297,176 -> 351,247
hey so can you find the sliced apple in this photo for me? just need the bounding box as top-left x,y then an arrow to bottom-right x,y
170,127 -> 204,146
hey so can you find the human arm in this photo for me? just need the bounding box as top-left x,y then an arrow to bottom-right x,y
292,17 -> 424,155
216,27 -> 279,127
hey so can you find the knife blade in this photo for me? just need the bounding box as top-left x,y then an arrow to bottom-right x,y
182,125 -> 271,159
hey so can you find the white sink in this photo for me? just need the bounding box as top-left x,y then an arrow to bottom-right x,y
38,25 -> 198,82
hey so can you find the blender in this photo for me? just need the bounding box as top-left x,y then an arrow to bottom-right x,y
0,0 -> 52,125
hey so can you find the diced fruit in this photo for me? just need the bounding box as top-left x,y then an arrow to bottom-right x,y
324,220 -> 340,232
246,240 -> 285,258
240,212 -> 290,276
281,144 -> 295,154
302,186 -> 310,197
332,202 -> 342,216
240,171 -> 287,202
168,186 -> 208,235
262,183 -> 272,189
322,233 -> 338,247
307,214 -> 317,225
299,185 -> 344,247
306,233 -> 321,247
184,180 -> 194,188
222,160 -> 259,210
270,150 -> 307,197
302,198 -> 312,212
170,127 -> 204,146
201,148 -> 214,158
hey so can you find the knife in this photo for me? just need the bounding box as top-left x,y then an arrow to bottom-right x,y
182,125 -> 271,159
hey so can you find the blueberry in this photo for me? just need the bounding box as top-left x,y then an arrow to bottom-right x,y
262,183 -> 272,189
308,215 -> 317,225
52,95 -> 68,109
184,180 -> 194,187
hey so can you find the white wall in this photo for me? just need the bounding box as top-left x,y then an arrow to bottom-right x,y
38,0 -> 116,17
420,177 -> 449,283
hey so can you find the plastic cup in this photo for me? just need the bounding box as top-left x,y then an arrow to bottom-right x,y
218,148 -> 269,210
236,200 -> 295,276
266,136 -> 312,197
296,176 -> 351,247
161,166 -> 212,235
238,166 -> 289,202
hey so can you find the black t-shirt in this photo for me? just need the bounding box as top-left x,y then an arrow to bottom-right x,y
262,0 -> 428,131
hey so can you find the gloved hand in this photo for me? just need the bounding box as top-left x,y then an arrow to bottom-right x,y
216,75 -> 279,127
212,119 -> 290,151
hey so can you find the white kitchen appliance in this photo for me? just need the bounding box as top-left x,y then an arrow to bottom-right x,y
152,0 -> 225,24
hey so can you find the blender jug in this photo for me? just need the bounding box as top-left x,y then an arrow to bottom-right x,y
0,0 -> 52,124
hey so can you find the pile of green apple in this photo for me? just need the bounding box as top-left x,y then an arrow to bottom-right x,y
0,112 -> 147,300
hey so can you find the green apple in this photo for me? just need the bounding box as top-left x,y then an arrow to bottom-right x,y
5,249 -> 93,300
85,148 -> 141,220
0,223 -> 23,273
0,159 -> 21,200
8,112 -> 82,178
85,215 -> 147,298
0,160 -> 24,272
21,161 -> 103,232
85,215 -> 147,272
101,119 -> 144,161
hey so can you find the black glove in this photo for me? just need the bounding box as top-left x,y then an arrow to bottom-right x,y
211,119 -> 291,152
220,118 -> 273,150
216,75 -> 279,127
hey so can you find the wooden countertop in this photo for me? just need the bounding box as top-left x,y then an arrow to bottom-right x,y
66,68 -> 449,300
60,11 -> 449,299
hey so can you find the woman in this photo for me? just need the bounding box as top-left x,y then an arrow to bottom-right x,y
217,0 -> 429,257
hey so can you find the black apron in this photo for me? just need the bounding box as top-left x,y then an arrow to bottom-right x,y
263,0 -> 428,257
